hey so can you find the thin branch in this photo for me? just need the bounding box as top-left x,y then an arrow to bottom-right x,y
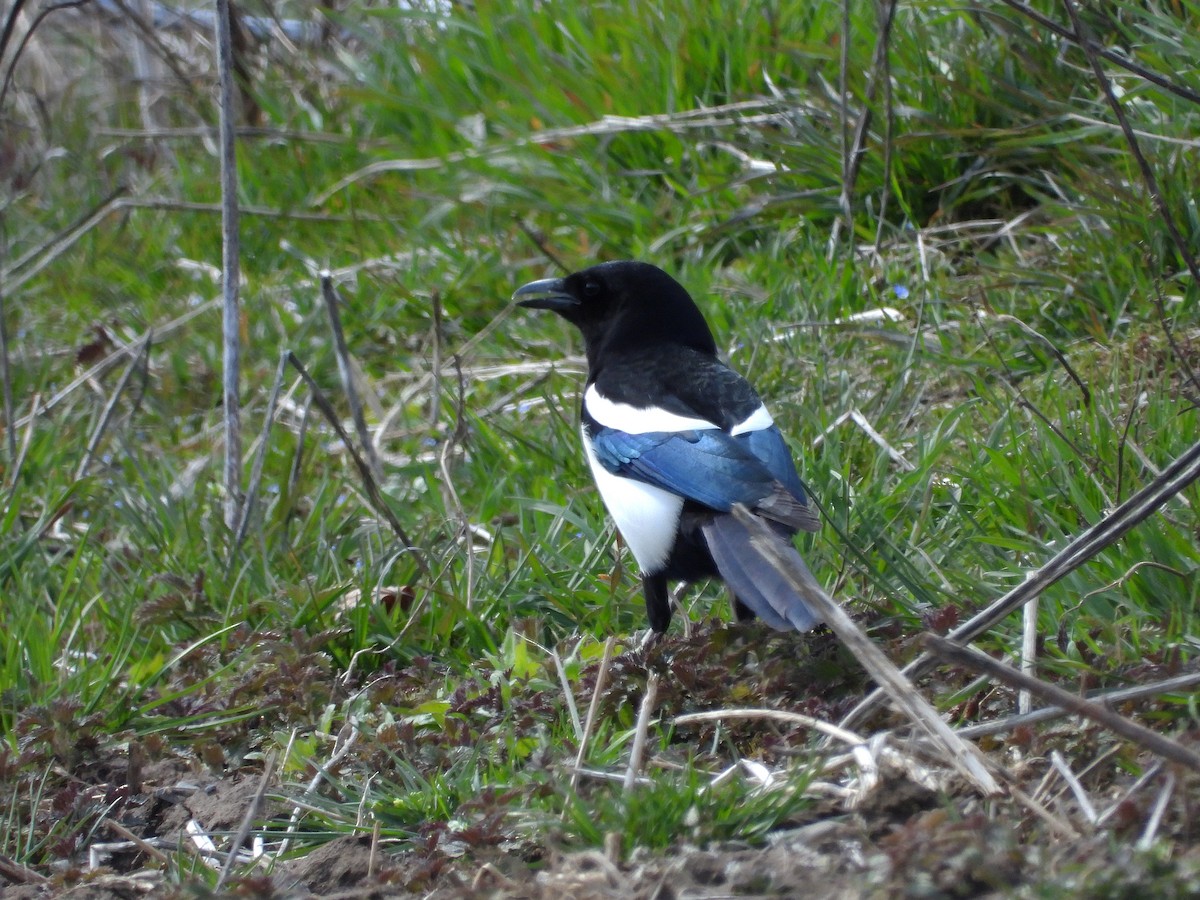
230,350 -> 289,561
216,0 -> 243,531
1061,0 -> 1200,295
75,334 -> 151,481
514,218 -> 569,273
321,275 -> 382,481
841,436 -> 1200,731
0,853 -> 47,885
955,670 -> 1200,739
314,100 -> 823,204
11,298 -> 218,431
1049,750 -> 1098,825
732,506 -> 1002,796
1,188 -> 127,293
994,0 -> 1200,106
624,671 -> 659,793
0,0 -> 91,114
285,352 -> 424,571
568,636 -> 616,801
923,634 -> 1200,774
827,0 -> 900,257
276,724 -> 358,859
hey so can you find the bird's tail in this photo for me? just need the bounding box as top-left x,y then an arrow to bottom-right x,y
701,514 -> 822,632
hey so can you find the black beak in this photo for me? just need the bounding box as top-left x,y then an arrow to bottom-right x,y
512,277 -> 579,312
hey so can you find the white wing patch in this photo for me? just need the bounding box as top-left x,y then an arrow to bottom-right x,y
582,426 -> 682,573
584,384 -> 716,434
730,403 -> 773,435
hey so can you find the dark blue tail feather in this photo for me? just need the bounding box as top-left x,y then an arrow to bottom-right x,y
702,515 -> 822,632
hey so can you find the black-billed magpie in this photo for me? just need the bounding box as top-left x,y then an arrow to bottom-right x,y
514,260 -> 822,635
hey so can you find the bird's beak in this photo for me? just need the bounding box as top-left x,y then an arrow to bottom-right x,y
512,277 -> 579,312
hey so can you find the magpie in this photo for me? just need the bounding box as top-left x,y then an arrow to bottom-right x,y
514,260 -> 822,636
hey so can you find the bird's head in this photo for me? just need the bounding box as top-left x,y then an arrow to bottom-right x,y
513,261 -> 717,363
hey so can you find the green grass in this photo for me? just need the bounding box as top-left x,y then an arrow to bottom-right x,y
2,0 -> 1199,893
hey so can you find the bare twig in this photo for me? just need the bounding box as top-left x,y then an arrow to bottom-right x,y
215,0 -> 243,531
315,100 -> 823,204
230,350 -> 289,560
103,819 -> 170,865
624,671 -> 659,793
0,852 -> 48,885
321,275 -> 382,481
0,0 -> 91,114
992,312 -> 1091,407
286,394 -> 312,499
12,298 -> 218,431
994,0 -> 1200,106
732,506 -> 1002,796
75,335 -> 151,481
842,437 -> 1200,731
514,218 -> 569,272
285,352 -> 423,569
215,748 -> 276,890
438,355 -> 476,602
1019,595 -> 1038,715
923,634 -> 1200,774
1,188 -> 127,294
956,670 -> 1200,739
827,0 -> 900,257
1061,0 -> 1200,294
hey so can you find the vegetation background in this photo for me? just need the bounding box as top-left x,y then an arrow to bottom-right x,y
1,0 -> 1199,895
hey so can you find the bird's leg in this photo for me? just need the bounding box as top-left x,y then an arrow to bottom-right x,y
732,595 -> 756,623
642,573 -> 672,634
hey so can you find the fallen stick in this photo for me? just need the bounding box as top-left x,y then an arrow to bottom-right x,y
955,670 -> 1200,739
841,436 -> 1200,731
922,634 -> 1200,773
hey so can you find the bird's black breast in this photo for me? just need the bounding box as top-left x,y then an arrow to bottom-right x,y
589,346 -> 763,431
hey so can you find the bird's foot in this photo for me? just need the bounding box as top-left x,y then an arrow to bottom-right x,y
636,628 -> 665,652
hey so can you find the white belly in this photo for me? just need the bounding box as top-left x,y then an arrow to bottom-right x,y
581,427 -> 682,573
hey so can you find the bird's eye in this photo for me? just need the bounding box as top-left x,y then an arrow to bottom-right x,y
582,280 -> 602,299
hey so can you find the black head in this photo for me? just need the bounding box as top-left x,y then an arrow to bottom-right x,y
513,261 -> 717,364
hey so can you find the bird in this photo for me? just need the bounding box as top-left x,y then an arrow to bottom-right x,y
513,260 -> 822,636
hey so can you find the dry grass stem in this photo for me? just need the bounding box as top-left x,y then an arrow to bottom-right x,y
1049,750 -> 1098,826
74,335 -> 151,481
1136,772 -> 1175,851
568,636 -> 617,801
672,708 -> 865,747
215,749 -> 277,890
